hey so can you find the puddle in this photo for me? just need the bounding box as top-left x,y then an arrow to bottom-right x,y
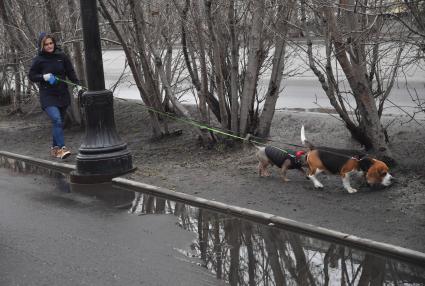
2,155 -> 425,285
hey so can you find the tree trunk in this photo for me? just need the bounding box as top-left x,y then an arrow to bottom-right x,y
67,0 -> 85,126
240,0 -> 265,136
300,0 -> 367,145
0,0 -> 26,53
262,228 -> 287,286
205,0 -> 229,129
128,0 -> 164,112
129,0 -> 174,137
225,219 -> 241,286
357,254 -> 386,286
213,215 -> 222,279
99,0 -> 163,138
198,210 -> 208,265
13,48 -> 22,113
174,0 -> 222,123
257,1 -> 293,138
243,223 -> 256,286
326,4 -> 392,159
44,0 -> 62,38
152,54 -> 206,138
190,0 -> 210,124
67,0 -> 86,86
288,234 -> 316,286
16,0 -> 37,41
228,0 -> 239,134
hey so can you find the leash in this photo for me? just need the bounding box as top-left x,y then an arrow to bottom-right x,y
53,77 -> 300,156
54,76 -> 363,160
115,97 -> 299,158
54,76 -> 88,90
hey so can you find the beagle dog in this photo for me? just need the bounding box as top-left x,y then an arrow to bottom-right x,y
301,126 -> 393,193
255,145 -> 305,182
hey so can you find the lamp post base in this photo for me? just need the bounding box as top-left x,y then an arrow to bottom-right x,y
70,166 -> 136,184
75,89 -> 134,183
72,151 -> 135,184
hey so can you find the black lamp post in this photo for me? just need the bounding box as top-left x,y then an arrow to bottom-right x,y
72,0 -> 133,183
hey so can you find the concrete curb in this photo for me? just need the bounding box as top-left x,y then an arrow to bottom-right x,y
112,177 -> 425,266
0,151 -> 75,173
2,150 -> 425,266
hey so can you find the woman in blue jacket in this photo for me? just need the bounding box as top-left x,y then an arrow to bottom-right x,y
28,33 -> 80,159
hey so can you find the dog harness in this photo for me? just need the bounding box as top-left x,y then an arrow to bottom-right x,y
265,146 -> 303,169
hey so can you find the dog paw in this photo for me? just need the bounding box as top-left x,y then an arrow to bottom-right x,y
347,188 -> 358,194
283,178 -> 291,182
314,184 -> 324,189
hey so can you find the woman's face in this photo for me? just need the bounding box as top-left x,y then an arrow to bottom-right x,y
43,38 -> 55,53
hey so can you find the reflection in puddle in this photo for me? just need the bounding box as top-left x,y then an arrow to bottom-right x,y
0,156 -> 65,179
131,193 -> 425,285
2,156 -> 425,285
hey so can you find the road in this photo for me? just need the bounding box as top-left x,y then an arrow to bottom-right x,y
0,168 -> 222,286
103,49 -> 425,118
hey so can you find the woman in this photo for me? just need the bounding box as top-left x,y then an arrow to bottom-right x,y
28,32 -> 79,159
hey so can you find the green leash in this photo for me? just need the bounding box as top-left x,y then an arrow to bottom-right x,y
54,76 -> 299,157
55,76 -> 88,90
117,99 -> 298,157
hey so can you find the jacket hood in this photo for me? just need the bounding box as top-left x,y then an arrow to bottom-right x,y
37,32 -> 60,55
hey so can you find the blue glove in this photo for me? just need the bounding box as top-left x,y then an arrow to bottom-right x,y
48,75 -> 57,85
43,73 -> 57,85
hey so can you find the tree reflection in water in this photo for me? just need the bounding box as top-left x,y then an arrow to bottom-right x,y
2,157 -> 425,286
131,193 -> 425,286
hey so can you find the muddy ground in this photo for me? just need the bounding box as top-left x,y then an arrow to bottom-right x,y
1,98 -> 424,252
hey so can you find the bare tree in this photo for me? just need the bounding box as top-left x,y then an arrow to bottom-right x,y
65,0 -> 85,125
174,0 -> 297,141
392,0 -> 425,54
239,0 -> 266,136
0,0 -> 85,123
205,0 -> 229,130
0,0 -> 36,113
98,0 -> 164,138
44,0 -> 61,38
2,0 -> 418,156
256,0 -> 295,137
299,0 -> 407,160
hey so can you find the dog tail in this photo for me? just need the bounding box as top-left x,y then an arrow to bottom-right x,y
301,125 -> 315,150
245,133 -> 262,150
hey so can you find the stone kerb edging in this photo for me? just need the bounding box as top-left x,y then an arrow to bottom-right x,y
0,151 -> 75,173
112,177 -> 425,267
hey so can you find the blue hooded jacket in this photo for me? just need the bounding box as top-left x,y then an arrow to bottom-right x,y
28,33 -> 79,109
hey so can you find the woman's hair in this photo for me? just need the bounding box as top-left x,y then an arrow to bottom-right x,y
40,34 -> 55,51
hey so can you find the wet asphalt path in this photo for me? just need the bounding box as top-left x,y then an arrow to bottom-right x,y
0,168 -> 222,286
